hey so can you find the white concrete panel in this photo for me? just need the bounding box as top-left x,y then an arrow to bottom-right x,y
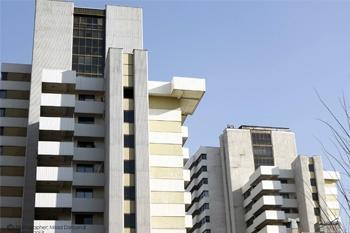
0,217 -> 21,229
74,123 -> 104,137
149,132 -> 182,145
152,230 -> 186,233
150,155 -> 184,168
41,93 -> 75,107
151,204 -> 185,216
36,167 -> 73,181
0,136 -> 26,146
185,215 -> 193,228
149,109 -> 181,122
42,69 -> 75,84
1,63 -> 31,73
73,172 -> 104,186
38,141 -> 74,156
72,198 -> 104,212
75,101 -> 104,114
0,99 -> 29,109
323,171 -> 340,180
39,117 -> 74,131
325,186 -> 338,195
35,193 -> 72,208
0,80 -> 30,90
172,77 -> 206,92
76,76 -> 104,91
0,176 -> 24,187
0,197 -> 22,207
150,179 -> 184,192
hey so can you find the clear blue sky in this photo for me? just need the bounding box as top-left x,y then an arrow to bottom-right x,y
1,0 -> 350,161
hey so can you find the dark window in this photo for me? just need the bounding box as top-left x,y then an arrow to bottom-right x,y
308,164 -> 315,172
72,13 -> 105,78
77,141 -> 95,148
310,178 -> 317,186
0,127 -> 3,135
124,186 -> 135,200
124,214 -> 135,228
0,90 -> 6,98
280,179 -> 288,184
1,72 -> 7,80
314,207 -> 320,216
76,164 -> 94,173
312,193 -> 319,201
124,160 -> 135,174
76,188 -> 93,198
78,94 -> 95,101
124,135 -> 135,148
0,108 -> 5,117
251,131 -> 274,169
123,87 -> 134,99
75,214 -> 93,224
78,116 -> 94,124
124,110 -> 134,123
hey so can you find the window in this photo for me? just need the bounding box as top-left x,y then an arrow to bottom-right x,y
0,90 -> 6,98
1,72 -> 7,80
123,87 -> 134,99
312,193 -> 319,201
310,178 -> 317,186
124,135 -> 135,148
0,108 -> 5,117
76,188 -> 93,198
75,214 -> 93,224
124,160 -> 135,174
124,110 -> 134,123
78,94 -> 95,101
280,179 -> 288,184
314,207 -> 320,216
78,116 -> 94,124
124,186 -> 135,200
308,164 -> 315,172
251,131 -> 274,169
77,141 -> 95,148
76,164 -> 94,173
0,127 -> 3,135
124,214 -> 135,228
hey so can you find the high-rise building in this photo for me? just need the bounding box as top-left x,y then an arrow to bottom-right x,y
0,1 -> 205,233
186,125 -> 341,233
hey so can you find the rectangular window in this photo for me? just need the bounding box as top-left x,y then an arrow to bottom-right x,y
76,188 -> 93,198
312,193 -> 319,201
0,127 -> 4,135
251,131 -> 274,169
124,186 -> 135,200
77,141 -> 95,148
76,164 -> 94,173
310,178 -> 317,186
124,214 -> 135,228
1,72 -> 7,80
124,135 -> 135,148
314,207 -> 320,216
78,116 -> 95,124
123,87 -> 134,99
124,110 -> 134,123
75,214 -> 93,224
124,160 -> 135,174
78,94 -> 95,101
0,90 -> 6,98
0,108 -> 5,117
308,164 -> 315,172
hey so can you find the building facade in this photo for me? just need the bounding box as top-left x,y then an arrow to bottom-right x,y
0,1 -> 205,233
186,125 -> 341,233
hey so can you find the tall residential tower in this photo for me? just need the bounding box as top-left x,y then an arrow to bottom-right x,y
186,125 -> 341,233
0,1 -> 205,233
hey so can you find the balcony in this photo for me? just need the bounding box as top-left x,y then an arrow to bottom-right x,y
323,170 -> 341,180
184,169 -> 191,182
76,76 -> 104,92
0,196 -> 22,207
0,136 -> 26,146
72,198 -> 104,212
0,117 -> 27,127
183,147 -> 189,160
41,93 -> 75,108
247,210 -> 285,233
34,220 -> 72,233
182,126 -> 188,144
42,69 -> 75,84
72,224 -> 104,233
38,141 -> 74,156
75,100 -> 104,114
0,176 -> 24,187
0,217 -> 21,229
74,147 -> 104,161
244,180 -> 281,207
0,155 -> 25,166
73,172 -> 104,186
74,123 -> 104,138
0,98 -> 29,109
257,225 -> 287,233
35,193 -> 72,208
0,80 -> 30,90
36,167 -> 73,181
245,195 -> 283,221
39,117 -> 74,131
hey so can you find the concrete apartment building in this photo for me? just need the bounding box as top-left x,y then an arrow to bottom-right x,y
186,125 -> 341,233
0,1 -> 205,233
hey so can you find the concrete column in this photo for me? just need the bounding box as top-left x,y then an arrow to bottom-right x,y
104,48 -> 124,233
134,49 -> 151,232
21,0 -> 73,232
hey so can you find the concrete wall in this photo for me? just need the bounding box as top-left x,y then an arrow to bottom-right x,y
104,48 -> 124,233
22,0 -> 74,231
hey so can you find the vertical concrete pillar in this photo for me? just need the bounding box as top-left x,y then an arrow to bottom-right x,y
134,49 -> 151,232
104,48 -> 124,233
